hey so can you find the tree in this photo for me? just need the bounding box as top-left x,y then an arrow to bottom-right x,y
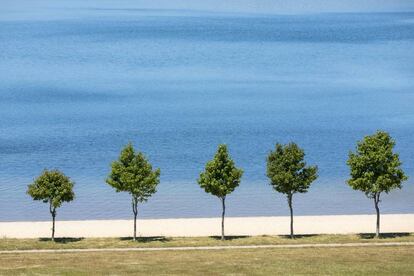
27,169 -> 75,241
266,143 -> 318,239
106,143 -> 160,241
347,131 -> 407,238
198,144 -> 243,240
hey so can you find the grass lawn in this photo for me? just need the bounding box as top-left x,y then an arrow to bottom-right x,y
1,233 -> 413,251
1,246 -> 413,275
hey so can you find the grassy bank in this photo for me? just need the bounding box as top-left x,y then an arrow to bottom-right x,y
1,246 -> 414,275
1,233 -> 413,251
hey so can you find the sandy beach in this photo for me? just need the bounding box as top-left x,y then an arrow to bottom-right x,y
1,214 -> 413,238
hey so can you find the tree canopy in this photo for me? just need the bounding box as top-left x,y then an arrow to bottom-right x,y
267,143 -> 318,195
347,131 -> 407,198
198,144 -> 243,199
106,143 -> 160,202
27,169 -> 75,209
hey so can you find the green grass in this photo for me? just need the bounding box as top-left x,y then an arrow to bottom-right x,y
1,246 -> 413,275
1,233 -> 413,251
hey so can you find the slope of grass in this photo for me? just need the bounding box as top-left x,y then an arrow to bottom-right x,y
1,233 -> 413,251
1,246 -> 413,275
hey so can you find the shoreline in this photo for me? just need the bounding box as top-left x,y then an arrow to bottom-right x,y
1,214 -> 413,238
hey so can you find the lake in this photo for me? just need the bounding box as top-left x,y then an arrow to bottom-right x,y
0,4 -> 413,221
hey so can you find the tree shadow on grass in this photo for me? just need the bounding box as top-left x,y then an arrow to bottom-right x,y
39,237 -> 84,243
119,236 -> 172,243
278,234 -> 319,240
209,235 -> 250,241
358,232 -> 411,239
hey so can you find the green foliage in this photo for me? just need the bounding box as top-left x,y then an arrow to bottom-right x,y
106,143 -> 160,202
198,144 -> 243,199
27,169 -> 75,209
347,131 -> 407,198
267,143 -> 318,195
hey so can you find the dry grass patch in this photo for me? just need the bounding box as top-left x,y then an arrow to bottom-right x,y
0,246 -> 413,275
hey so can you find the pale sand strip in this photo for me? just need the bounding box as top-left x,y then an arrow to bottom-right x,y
1,214 -> 413,239
1,242 -> 414,254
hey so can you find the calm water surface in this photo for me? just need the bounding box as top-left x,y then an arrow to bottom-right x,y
0,6 -> 413,221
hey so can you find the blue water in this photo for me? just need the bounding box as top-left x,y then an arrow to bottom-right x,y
1,5 -> 414,221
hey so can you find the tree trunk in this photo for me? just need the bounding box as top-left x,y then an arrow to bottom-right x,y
132,197 -> 138,241
288,194 -> 294,239
49,202 -> 56,242
52,212 -> 56,242
374,193 -> 381,238
221,197 -> 226,241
